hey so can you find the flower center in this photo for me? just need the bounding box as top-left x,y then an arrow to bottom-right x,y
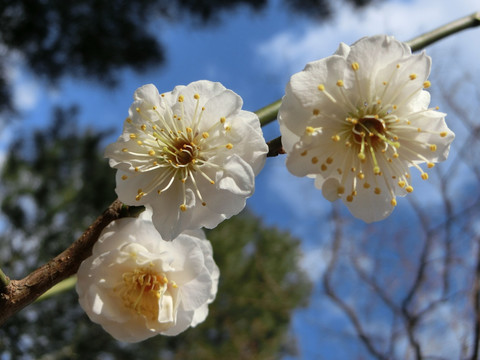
171,139 -> 198,166
116,267 -> 170,320
353,116 -> 386,148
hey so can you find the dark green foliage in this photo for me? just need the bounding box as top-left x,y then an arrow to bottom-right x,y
0,108 -> 311,359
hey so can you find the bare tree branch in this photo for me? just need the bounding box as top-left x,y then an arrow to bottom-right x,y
470,237 -> 480,360
322,208 -> 389,360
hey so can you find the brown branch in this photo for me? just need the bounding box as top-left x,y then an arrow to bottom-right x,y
0,199 -> 127,325
266,136 -> 285,157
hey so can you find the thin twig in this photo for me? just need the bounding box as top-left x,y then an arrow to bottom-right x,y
255,99 -> 282,127
406,12 -> 480,52
0,267 -> 10,290
470,237 -> 480,360
322,207 -> 389,360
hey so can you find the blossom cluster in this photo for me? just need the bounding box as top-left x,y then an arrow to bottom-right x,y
77,36 -> 454,342
77,80 -> 268,342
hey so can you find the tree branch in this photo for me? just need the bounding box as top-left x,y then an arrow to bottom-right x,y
0,199 -> 127,325
470,237 -> 480,360
406,12 -> 480,52
322,207 -> 389,360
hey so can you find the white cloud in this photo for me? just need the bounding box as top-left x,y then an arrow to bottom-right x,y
257,0 -> 480,75
12,72 -> 40,112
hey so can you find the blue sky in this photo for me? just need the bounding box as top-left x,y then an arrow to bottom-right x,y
5,0 -> 480,358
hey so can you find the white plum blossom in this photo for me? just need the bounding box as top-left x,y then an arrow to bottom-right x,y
105,80 -> 268,240
76,211 -> 219,342
278,35 -> 454,222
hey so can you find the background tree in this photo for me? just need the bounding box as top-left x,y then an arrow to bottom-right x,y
0,107 -> 311,359
0,0 -> 379,117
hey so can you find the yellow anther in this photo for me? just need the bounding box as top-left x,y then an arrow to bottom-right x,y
313,109 -> 320,115
383,81 -> 387,86
122,148 -> 128,152
405,185 -> 414,193
202,202 -> 206,206
210,180 -> 215,185
300,150 -> 307,157
337,186 -> 345,195
326,157 -> 333,164
346,195 -> 353,202
377,99 -> 382,105
186,127 -> 193,133
351,62 -> 360,71
427,162 -> 435,168
398,180 -> 406,188
180,204 -> 187,212
363,182 -> 371,189
311,157 -> 318,164
396,64 -> 401,69
157,190 -> 162,195
409,74 -> 417,80
141,124 -> 147,131
178,95 -> 184,102
357,172 -> 365,180
358,153 -> 366,161
137,140 -> 143,145
194,93 -> 200,99
393,105 -> 398,110
121,175 -> 128,180
421,173 -> 429,180
423,81 -> 431,88
373,166 -> 381,175
126,117 -> 132,123
135,192 -> 145,201
134,167 -> 139,172
136,107 -> 141,113
152,106 -> 157,110
440,132 -> 447,137
336,80 -> 344,87
318,84 -> 325,91
429,144 -> 437,152
331,135 -> 340,142
220,117 -> 226,123
129,133 -> 137,139
374,187 -> 381,194
391,198 -> 397,206
226,143 -> 233,149
202,132 -> 209,139
225,125 -> 231,131
306,126 -> 315,134
321,164 -> 327,171
148,150 -> 155,156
